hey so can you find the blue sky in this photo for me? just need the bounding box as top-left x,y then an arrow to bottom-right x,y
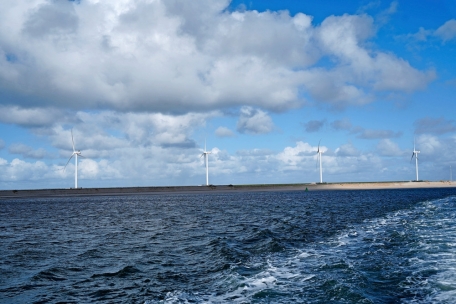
0,0 -> 455,189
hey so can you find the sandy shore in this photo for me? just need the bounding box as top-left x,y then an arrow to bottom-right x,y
1,181 -> 455,199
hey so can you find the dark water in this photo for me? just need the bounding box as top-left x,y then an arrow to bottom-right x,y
1,188 -> 456,303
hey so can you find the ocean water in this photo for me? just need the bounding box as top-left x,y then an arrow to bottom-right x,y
1,188 -> 456,303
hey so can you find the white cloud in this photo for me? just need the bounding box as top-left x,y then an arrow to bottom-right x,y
375,1 -> 398,25
416,134 -> 441,155
0,1 -> 448,188
311,14 -> 434,107
0,106 -> 69,127
0,158 -> 50,182
43,110 -> 217,154
277,141 -> 322,169
236,106 -> 274,134
335,142 -> 360,156
376,139 -> 404,156
215,126 -> 235,137
0,0 -> 432,115
1,135 -> 454,188
8,143 -> 49,159
407,27 -> 432,42
405,19 -> 456,44
435,19 -> 456,41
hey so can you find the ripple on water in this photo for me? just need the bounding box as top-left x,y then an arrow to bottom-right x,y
1,189 -> 456,303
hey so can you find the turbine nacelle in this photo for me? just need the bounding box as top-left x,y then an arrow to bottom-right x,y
200,151 -> 211,156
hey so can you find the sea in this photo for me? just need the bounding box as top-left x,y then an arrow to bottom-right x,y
1,188 -> 456,303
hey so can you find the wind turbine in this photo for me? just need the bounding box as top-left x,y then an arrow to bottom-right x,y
316,140 -> 323,183
64,129 -> 83,188
411,139 -> 420,181
200,141 -> 211,186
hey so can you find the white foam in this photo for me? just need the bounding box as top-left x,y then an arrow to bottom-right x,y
150,195 -> 456,304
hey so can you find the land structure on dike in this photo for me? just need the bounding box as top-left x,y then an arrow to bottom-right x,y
1,181 -> 455,199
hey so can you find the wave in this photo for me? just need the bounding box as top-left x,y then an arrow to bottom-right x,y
153,195 -> 456,303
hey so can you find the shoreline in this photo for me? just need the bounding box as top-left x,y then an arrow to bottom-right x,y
1,181 -> 455,199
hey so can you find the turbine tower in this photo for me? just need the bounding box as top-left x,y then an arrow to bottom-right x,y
200,141 -> 211,186
64,129 -> 83,188
411,139 -> 420,181
316,140 -> 323,183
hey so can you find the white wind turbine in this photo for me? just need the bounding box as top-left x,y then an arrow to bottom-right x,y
316,140 -> 323,183
64,129 -> 83,188
200,141 -> 211,186
411,139 -> 420,181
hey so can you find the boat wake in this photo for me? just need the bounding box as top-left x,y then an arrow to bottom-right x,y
156,195 -> 456,303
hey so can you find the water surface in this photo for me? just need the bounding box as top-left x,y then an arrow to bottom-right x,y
1,188 -> 456,303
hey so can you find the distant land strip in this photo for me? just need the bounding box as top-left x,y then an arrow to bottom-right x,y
1,181 -> 455,199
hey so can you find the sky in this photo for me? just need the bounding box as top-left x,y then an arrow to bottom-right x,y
0,0 -> 455,190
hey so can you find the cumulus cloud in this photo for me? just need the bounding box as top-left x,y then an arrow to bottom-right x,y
0,1 -> 446,188
275,141 -> 390,182
435,19 -> 456,41
311,13 -> 434,108
303,119 -> 325,132
416,134 -> 441,155
22,1 -> 78,38
0,109 -> 224,187
0,158 -> 51,182
0,106 -> 69,127
406,19 -> 456,43
8,143 -> 48,159
236,106 -> 274,134
335,142 -> 360,156
414,117 -> 456,135
277,141 -> 324,169
215,126 -> 235,137
46,111 -> 217,154
1,134 -> 452,188
376,139 -> 404,156
0,0 -> 432,116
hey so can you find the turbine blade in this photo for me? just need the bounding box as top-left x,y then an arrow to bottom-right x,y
71,129 -> 75,152
317,139 -> 321,153
63,155 -> 74,171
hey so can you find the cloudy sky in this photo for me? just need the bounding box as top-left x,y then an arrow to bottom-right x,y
0,0 -> 455,189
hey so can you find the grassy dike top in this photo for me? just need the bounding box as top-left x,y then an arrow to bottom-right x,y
1,181 -> 455,199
